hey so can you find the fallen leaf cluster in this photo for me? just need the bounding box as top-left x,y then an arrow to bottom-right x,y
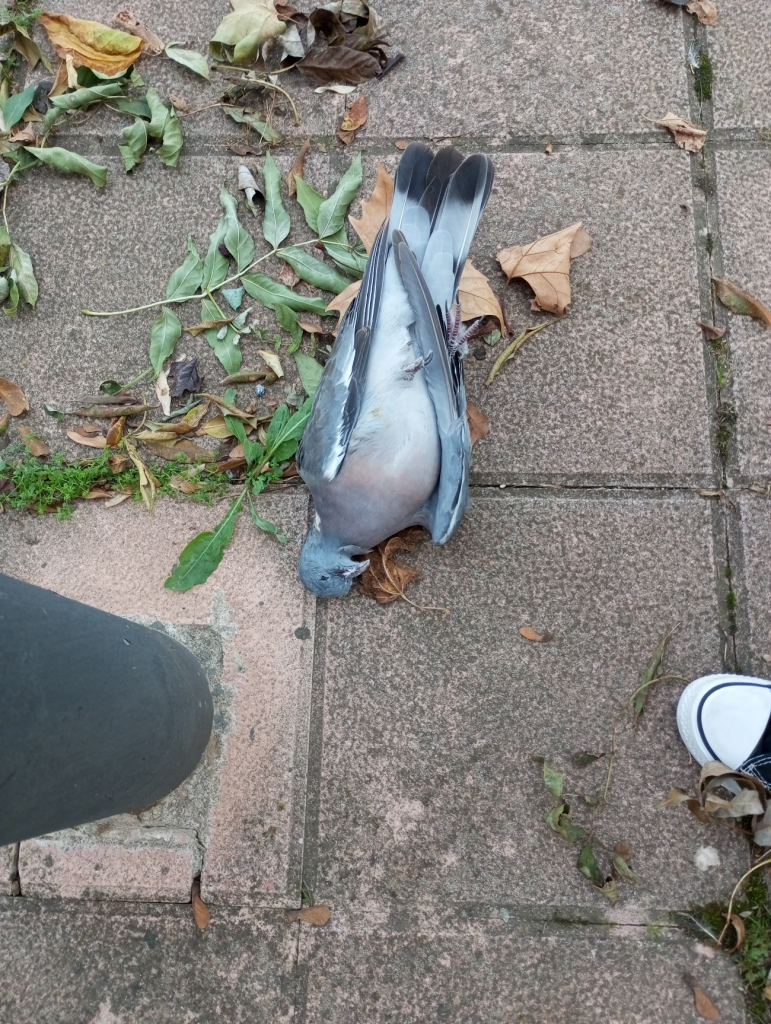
660,760 -> 771,846
661,0 -> 718,26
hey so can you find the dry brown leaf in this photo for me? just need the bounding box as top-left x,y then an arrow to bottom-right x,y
212,456 -> 247,474
458,261 -> 504,327
0,412 -> 8,435
66,428 -> 107,449
191,879 -> 211,930
125,440 -> 158,512
199,415 -> 236,439
340,94 -> 367,133
683,974 -> 719,1021
349,162 -> 394,254
497,223 -> 592,317
18,426 -> 50,457
544,142 -> 553,155
105,417 -> 125,448
287,139 -> 311,196
104,492 -> 131,507
9,125 -> 36,144
229,443 -> 245,460
326,279 -> 361,320
111,11 -> 164,55
169,93 -> 190,113
654,112 -> 707,153
257,350 -> 284,378
84,487 -> 112,500
75,423 -> 104,435
337,128 -> 356,146
519,625 -> 554,643
286,905 -> 332,926
686,0 -> 717,26
142,438 -> 217,463
359,527 -> 426,605
724,913 -> 746,955
279,263 -> 300,289
713,278 -> 771,326
109,453 -> 132,473
155,369 -> 171,417
466,401 -> 490,445
40,14 -> 144,76
168,475 -> 202,494
298,320 -> 323,335
697,321 -> 725,341
0,378 -> 30,416
185,317 -> 234,336
394,139 -> 409,150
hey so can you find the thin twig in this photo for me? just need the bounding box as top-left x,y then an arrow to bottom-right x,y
485,321 -> 552,386
380,555 -> 450,616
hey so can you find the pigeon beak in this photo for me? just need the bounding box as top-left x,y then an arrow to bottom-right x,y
343,560 -> 369,578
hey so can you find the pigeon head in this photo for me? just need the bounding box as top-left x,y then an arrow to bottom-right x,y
298,528 -> 369,599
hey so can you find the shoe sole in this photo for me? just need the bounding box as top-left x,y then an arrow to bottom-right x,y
677,673 -> 771,767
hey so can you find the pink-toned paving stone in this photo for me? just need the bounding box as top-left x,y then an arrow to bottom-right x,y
1,492 -> 315,906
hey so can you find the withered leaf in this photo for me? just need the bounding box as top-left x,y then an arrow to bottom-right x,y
168,475 -> 202,494
105,418 -> 125,447
683,974 -> 719,1021
724,912 -> 746,955
142,438 -> 218,463
337,128 -> 356,146
125,440 -> 158,512
0,378 -> 30,416
66,428 -> 107,448
155,369 -> 172,417
458,261 -> 504,327
112,11 -> 165,55
297,46 -> 381,86
191,878 -> 211,930
185,319 -> 234,337
109,453 -> 132,473
394,139 -> 409,150
327,279 -> 361,320
654,113 -> 707,153
466,401 -> 490,445
340,94 -> 367,133
167,357 -> 202,397
360,527 -> 427,605
686,0 -> 717,25
40,14 -> 144,77
18,426 -> 49,457
697,321 -> 725,340
84,487 -> 112,500
349,161 -> 393,253
573,751 -> 604,769
170,94 -> 191,113
105,492 -> 131,507
279,262 -> 300,289
286,905 -> 332,926
497,223 -> 592,316
519,625 -> 554,643
286,139 -> 311,196
713,278 -> 771,326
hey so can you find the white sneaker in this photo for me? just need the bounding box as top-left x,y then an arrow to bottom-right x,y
677,674 -> 771,783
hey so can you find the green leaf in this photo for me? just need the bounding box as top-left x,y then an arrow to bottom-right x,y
201,216 -> 229,292
279,245 -> 354,295
572,751 -> 603,769
262,150 -> 290,249
225,415 -> 248,444
293,176 -> 323,234
577,844 -> 605,887
225,106 -> 282,143
633,629 -> 674,722
110,96 -> 151,119
0,278 -> 8,304
146,87 -> 169,139
294,352 -> 324,398
165,492 -> 244,591
243,438 -> 264,468
322,235 -> 367,279
316,154 -> 362,240
544,804 -> 567,835
275,302 -> 303,353
612,854 -> 640,883
158,110 -> 183,167
118,117 -> 148,172
265,398 -> 312,461
210,3 -> 286,64
242,273 -> 329,315
44,82 -> 125,130
10,242 -> 37,308
202,297 -> 241,374
150,307 -> 182,374
165,44 -> 210,79
2,274 -> 19,317
220,186 -> 255,272
3,84 -> 35,129
558,817 -> 588,844
23,147 -> 107,188
166,236 -> 203,301
247,493 -> 287,543
222,286 -> 244,310
543,762 -> 563,799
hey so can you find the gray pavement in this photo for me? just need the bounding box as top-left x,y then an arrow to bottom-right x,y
2,0 -> 770,1020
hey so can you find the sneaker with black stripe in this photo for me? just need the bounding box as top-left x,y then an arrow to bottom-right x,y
677,674 -> 771,787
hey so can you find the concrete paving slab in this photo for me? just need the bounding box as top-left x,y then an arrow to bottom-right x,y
3,151 -> 333,461
0,897 -> 297,1024
297,901 -> 746,1024
2,845 -> 18,896
1,492 -> 315,906
715,150 -> 771,480
365,0 -> 690,140
345,146 -> 713,485
313,493 -> 743,909
736,496 -> 771,676
710,0 -> 771,130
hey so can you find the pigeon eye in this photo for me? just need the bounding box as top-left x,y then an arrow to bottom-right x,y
319,574 -> 329,581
